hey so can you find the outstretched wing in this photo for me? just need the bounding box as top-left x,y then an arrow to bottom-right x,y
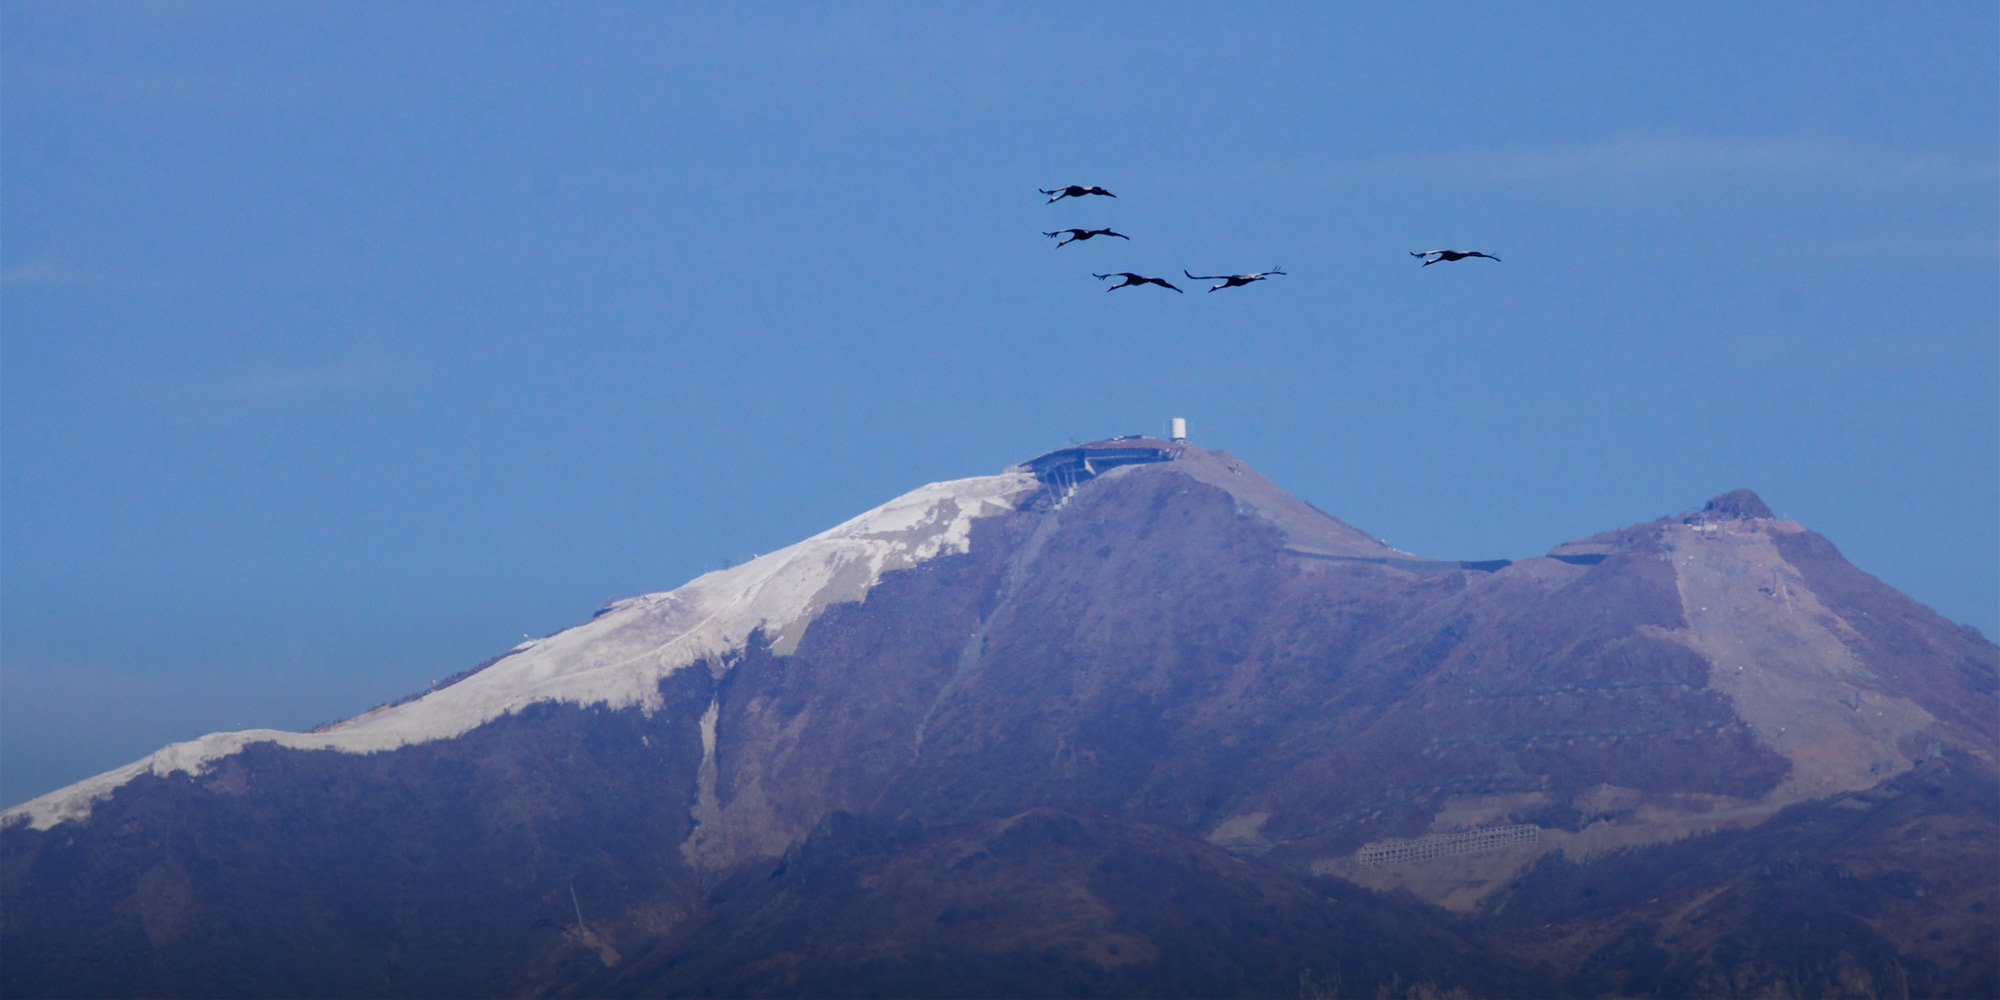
1185,270 -> 1227,280
1104,230 -> 1130,240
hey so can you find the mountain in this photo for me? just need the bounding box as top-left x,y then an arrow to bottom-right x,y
5,440 -> 1995,998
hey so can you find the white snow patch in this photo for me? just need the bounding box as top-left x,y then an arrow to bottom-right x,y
3,472 -> 1036,832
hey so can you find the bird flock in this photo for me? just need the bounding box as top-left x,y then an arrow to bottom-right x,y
1040,183 -> 1498,294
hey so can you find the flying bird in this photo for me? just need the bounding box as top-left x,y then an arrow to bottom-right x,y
1040,185 -> 1116,203
1094,272 -> 1183,293
1044,227 -> 1129,247
1411,250 -> 1501,266
1183,268 -> 1285,292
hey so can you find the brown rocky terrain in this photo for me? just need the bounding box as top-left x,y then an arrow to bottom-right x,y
4,442 -> 1993,997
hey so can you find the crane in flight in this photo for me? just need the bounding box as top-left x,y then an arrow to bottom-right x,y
1094,272 -> 1183,293
1041,185 -> 1116,203
1183,268 -> 1285,292
1411,250 -> 1501,266
1045,227 -> 1129,247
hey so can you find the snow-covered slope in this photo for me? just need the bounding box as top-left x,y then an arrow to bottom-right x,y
3,471 -> 1038,832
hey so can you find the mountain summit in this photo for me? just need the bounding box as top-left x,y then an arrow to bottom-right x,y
6,442 -> 1994,998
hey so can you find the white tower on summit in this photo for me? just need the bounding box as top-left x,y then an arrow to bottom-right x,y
1169,417 -> 1188,443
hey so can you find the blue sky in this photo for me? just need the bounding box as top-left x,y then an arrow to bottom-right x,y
3,3 -> 1994,807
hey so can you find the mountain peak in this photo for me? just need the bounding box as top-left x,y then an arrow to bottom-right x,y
1020,439 -> 1399,559
1701,488 -> 1773,520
